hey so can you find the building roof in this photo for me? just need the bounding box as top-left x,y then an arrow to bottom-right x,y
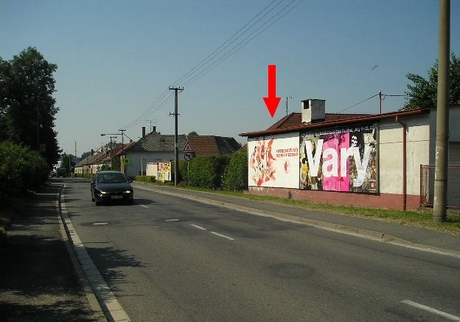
113,141 -> 136,156
126,132 -> 188,153
188,135 -> 241,156
125,131 -> 240,156
75,151 -> 105,167
266,112 -> 371,131
239,109 -> 429,138
74,142 -> 136,167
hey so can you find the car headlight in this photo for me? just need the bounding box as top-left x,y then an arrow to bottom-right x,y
100,191 -> 109,195
124,190 -> 132,194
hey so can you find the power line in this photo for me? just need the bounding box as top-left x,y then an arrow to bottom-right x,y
338,93 -> 380,113
172,0 -> 300,88
122,0 -> 302,131
182,0 -> 300,88
338,92 -> 408,114
171,0 -> 282,88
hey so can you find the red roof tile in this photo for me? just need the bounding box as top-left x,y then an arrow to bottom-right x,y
240,109 -> 429,137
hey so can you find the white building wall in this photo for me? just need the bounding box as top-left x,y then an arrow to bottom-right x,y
379,117 -> 430,195
379,123 -> 403,195
428,106 -> 460,164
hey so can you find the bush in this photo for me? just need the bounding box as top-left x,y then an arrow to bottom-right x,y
0,142 -> 50,195
222,152 -> 248,191
135,175 -> 156,183
180,156 -> 230,189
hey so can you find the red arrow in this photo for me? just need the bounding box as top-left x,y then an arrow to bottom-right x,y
263,64 -> 281,118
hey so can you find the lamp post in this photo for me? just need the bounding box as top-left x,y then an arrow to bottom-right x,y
101,130 -> 131,173
109,136 -> 117,169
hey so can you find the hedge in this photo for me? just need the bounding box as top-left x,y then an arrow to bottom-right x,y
179,155 -> 230,189
222,152 -> 248,191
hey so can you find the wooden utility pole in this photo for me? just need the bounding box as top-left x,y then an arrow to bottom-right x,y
169,86 -> 184,186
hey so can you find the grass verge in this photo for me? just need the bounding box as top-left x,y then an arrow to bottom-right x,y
150,183 -> 460,235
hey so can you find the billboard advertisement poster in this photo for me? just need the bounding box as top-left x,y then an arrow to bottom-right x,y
157,162 -> 172,182
299,124 -> 378,193
248,133 -> 300,188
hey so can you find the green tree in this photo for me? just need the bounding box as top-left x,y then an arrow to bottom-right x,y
403,53 -> 460,110
0,47 -> 60,168
0,142 -> 49,195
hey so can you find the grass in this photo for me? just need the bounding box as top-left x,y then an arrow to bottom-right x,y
157,183 -> 460,235
2,181 -> 459,243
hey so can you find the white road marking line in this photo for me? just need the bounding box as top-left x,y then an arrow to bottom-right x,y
401,300 -> 460,321
92,222 -> 108,226
190,224 -> 234,240
210,231 -> 235,241
139,204 -> 148,208
190,224 -> 207,231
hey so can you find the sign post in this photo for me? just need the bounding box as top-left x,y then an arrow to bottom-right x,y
182,141 -> 195,185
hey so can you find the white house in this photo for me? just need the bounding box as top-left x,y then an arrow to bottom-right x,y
239,100 -> 460,210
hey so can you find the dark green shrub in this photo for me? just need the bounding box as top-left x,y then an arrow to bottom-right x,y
135,175 -> 156,183
0,142 -> 49,195
223,152 -> 248,191
180,156 -> 230,189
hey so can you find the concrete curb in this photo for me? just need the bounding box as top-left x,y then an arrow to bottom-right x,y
133,182 -> 460,259
58,185 -> 131,322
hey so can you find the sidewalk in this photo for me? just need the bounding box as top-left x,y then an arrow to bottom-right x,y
0,183 -> 104,322
133,182 -> 460,259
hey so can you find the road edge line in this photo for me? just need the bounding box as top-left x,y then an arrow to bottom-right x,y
58,184 -> 131,322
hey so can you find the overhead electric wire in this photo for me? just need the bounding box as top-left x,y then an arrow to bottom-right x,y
122,0 -> 302,131
171,0 -> 282,88
338,93 -> 380,113
180,0 -> 300,88
337,92 -> 407,114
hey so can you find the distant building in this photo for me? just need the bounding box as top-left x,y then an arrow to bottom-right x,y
123,128 -> 241,178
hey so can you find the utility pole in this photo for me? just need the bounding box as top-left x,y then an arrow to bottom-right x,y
119,129 -> 126,174
169,86 -> 184,186
433,0 -> 450,223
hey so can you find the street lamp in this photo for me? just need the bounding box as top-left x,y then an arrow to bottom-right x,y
101,130 -> 132,174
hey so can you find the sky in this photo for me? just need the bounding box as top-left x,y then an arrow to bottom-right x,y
1,0 -> 459,157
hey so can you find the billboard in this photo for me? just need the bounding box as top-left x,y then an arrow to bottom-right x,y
299,124 -> 378,193
248,133 -> 300,188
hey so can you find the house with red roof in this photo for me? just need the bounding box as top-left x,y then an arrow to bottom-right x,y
240,99 -> 460,210
123,128 -> 241,179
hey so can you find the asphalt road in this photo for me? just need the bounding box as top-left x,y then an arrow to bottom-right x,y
63,179 -> 460,322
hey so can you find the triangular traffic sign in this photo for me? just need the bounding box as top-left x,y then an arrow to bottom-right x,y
182,141 -> 194,153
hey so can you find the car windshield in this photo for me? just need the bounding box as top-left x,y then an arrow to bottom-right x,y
98,173 -> 127,184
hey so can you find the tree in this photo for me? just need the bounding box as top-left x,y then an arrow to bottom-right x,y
0,47 -> 60,168
403,53 -> 460,110
0,142 -> 49,195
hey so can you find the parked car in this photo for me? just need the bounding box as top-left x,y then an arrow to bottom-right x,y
90,171 -> 134,205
